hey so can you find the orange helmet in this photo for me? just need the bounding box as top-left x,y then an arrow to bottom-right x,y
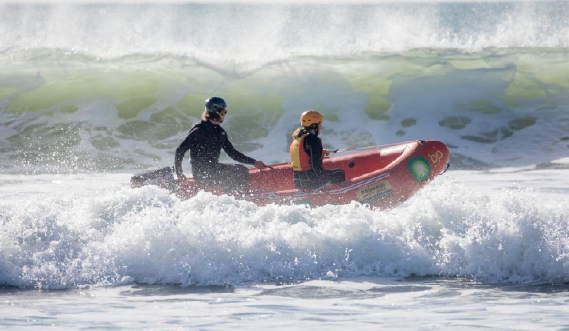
300,110 -> 323,127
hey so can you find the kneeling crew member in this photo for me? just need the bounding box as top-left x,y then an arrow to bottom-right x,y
174,96 -> 267,194
290,110 -> 345,191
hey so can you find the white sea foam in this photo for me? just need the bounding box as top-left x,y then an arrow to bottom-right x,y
1,171 -> 567,289
0,3 -> 567,64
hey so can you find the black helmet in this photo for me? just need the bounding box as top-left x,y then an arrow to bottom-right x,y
205,96 -> 227,115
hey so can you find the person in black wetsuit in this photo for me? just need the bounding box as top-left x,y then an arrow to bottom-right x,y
289,110 -> 345,191
174,96 -> 267,194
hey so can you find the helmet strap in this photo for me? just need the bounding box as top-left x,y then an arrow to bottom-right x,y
206,108 -> 226,123
305,123 -> 319,136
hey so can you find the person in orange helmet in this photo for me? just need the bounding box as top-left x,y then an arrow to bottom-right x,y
289,110 -> 345,190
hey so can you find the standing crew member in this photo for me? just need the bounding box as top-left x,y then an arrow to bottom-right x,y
290,110 -> 345,190
174,96 -> 267,194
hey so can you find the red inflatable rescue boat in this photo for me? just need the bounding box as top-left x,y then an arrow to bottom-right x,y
132,140 -> 450,209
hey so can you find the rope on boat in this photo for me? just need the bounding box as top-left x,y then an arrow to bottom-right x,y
439,162 -> 451,175
331,141 -> 417,154
263,141 -> 420,169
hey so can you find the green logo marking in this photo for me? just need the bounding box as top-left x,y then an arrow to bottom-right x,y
407,157 -> 431,182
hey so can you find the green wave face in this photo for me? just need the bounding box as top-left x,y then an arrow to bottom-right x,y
1,48 -> 568,173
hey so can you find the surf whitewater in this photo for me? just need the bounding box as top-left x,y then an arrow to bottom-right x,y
0,172 -> 568,289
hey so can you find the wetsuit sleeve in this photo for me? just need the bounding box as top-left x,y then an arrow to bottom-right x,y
304,134 -> 325,175
174,128 -> 199,176
221,130 -> 256,165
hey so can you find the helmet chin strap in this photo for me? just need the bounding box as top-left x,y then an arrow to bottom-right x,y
305,124 -> 319,136
207,110 -> 225,123
313,123 -> 321,136
217,111 -> 226,123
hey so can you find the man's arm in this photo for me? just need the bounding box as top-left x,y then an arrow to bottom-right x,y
221,132 -> 257,165
174,138 -> 191,179
174,126 -> 201,178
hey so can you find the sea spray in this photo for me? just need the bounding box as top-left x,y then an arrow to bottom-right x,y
1,174 -> 568,289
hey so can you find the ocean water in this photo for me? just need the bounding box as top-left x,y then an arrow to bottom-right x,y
1,1 -> 569,330
1,171 -> 569,329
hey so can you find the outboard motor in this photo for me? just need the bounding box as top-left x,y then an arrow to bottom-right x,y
131,166 -> 177,192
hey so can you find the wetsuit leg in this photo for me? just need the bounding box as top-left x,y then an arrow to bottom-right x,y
325,169 -> 346,185
293,169 -> 345,191
193,164 -> 249,194
216,164 -> 249,194
293,171 -> 316,190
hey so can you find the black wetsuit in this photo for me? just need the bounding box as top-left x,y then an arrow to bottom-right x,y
293,133 -> 346,191
174,120 -> 256,193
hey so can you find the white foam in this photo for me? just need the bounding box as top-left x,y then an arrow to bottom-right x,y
0,3 -> 567,64
552,157 -> 569,165
1,171 -> 567,289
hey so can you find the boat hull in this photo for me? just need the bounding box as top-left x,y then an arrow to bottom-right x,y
176,140 -> 450,209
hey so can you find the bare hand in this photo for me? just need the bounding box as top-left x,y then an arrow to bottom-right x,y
254,161 -> 268,169
324,149 -> 331,156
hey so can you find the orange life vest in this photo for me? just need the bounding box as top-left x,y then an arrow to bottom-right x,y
290,133 -> 323,171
